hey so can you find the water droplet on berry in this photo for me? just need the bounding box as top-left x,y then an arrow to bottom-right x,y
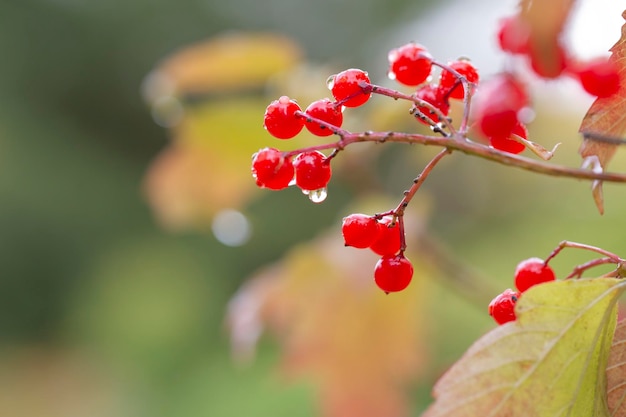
288,177 -> 296,187
326,75 -> 336,90
308,188 -> 327,203
387,70 -> 397,81
301,189 -> 310,195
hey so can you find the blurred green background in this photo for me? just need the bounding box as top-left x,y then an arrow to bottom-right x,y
1,0 -> 625,416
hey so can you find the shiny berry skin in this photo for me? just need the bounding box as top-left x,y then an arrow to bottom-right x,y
496,15 -> 530,55
293,151 -> 332,191
574,58 -> 621,98
341,213 -> 380,249
374,254 -> 414,293
412,84 -> 450,125
388,42 -> 433,86
474,74 -> 529,139
329,69 -> 371,108
370,216 -> 402,256
251,147 -> 294,190
304,99 -> 343,136
263,96 -> 304,139
489,122 -> 527,154
488,289 -> 520,325
439,60 -> 480,99
514,257 -> 556,293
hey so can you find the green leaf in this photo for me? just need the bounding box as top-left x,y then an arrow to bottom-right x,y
422,278 -> 625,417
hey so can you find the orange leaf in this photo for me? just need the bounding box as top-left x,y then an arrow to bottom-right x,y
227,231 -> 432,417
519,0 -> 576,77
607,319 -> 626,417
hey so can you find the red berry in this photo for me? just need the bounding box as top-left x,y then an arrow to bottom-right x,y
329,69 -> 371,108
496,15 -> 530,55
489,122 -> 527,154
304,99 -> 343,136
412,84 -> 450,125
388,42 -> 433,86
488,289 -> 520,325
374,254 -> 414,293
370,216 -> 402,256
439,60 -> 480,99
574,58 -> 621,98
474,74 -> 529,139
293,151 -> 332,191
263,96 -> 304,139
251,147 -> 294,190
341,213 -> 380,249
514,257 -> 556,293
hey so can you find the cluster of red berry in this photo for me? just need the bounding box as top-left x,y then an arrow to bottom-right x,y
488,257 -> 556,325
254,42 -> 482,293
497,14 -> 621,98
341,214 -> 411,293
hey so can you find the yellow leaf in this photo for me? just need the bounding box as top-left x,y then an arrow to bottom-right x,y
143,32 -> 302,99
423,278 -> 625,417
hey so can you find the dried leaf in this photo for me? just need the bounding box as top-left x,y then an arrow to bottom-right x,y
227,231 -> 432,417
579,11 -> 626,213
423,278 -> 625,417
519,0 -> 576,77
607,319 -> 626,416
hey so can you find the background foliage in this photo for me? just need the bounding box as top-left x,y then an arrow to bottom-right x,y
0,0 -> 625,416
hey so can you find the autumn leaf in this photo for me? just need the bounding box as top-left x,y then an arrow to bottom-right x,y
579,11 -> 626,214
519,0 -> 576,77
142,32 -> 303,230
142,32 -> 302,99
227,229 -> 433,417
422,278 -> 626,417
607,319 -> 626,416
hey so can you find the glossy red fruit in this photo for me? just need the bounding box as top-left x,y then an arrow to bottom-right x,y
263,96 -> 304,139
574,58 -> 621,98
293,151 -> 332,191
341,214 -> 380,249
251,147 -> 294,190
304,99 -> 343,136
439,60 -> 480,99
370,216 -> 402,256
329,68 -> 371,108
488,289 -> 520,325
489,122 -> 527,154
514,257 -> 556,293
374,254 -> 414,293
474,74 -> 529,139
412,84 -> 450,125
496,15 -> 530,55
388,42 -> 433,86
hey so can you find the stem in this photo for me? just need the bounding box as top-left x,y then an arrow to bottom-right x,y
283,130 -> 626,183
430,60 -> 475,134
545,240 -> 623,265
395,148 -> 451,252
369,84 -> 456,135
565,258 -> 617,279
